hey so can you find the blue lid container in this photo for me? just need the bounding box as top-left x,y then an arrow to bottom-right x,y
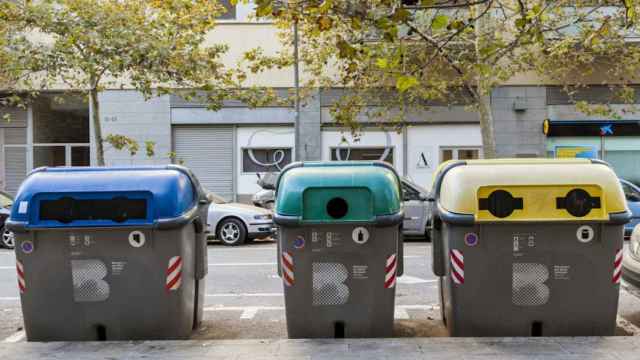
10,165 -> 203,228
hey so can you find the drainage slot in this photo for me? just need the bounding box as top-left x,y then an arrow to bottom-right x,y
531,321 -> 543,337
334,321 -> 345,338
96,325 -> 107,341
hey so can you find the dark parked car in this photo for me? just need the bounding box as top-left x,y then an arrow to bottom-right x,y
0,191 -> 14,249
621,179 -> 640,241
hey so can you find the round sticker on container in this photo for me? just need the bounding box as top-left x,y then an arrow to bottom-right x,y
21,240 -> 34,254
293,236 -> 305,249
576,225 -> 595,243
464,233 -> 479,247
352,227 -> 370,244
128,231 -> 146,248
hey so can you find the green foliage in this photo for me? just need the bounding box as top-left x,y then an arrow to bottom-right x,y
248,0 -> 640,157
0,0 -> 234,164
104,134 -> 140,156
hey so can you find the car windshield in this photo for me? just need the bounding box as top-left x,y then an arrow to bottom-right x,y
622,181 -> 640,202
0,192 -> 13,208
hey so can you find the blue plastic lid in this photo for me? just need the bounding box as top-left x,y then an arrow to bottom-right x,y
10,166 -> 199,228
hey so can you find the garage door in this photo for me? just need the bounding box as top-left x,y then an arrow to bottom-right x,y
173,126 -> 234,201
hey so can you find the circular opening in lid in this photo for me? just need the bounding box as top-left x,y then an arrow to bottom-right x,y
326,197 -> 349,219
487,190 -> 517,218
565,189 -> 592,217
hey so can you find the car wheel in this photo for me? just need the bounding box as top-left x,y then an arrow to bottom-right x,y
217,218 -> 247,246
1,228 -> 15,249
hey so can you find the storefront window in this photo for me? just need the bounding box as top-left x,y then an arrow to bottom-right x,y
440,147 -> 481,163
242,148 -> 292,173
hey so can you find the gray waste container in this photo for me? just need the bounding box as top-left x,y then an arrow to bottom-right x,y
274,161 -> 404,338
7,165 -> 210,341
430,159 -> 631,336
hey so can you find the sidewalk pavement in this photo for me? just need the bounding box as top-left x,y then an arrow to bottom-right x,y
1,337 -> 639,360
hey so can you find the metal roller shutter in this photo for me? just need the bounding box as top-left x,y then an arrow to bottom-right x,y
5,147 -> 27,195
173,126 -> 234,201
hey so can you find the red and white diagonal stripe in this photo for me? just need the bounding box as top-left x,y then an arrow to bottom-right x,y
613,249 -> 623,284
450,249 -> 464,285
281,252 -> 294,287
166,256 -> 182,292
16,260 -> 25,294
384,253 -> 397,289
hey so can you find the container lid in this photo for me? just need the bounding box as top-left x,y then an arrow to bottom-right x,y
10,165 -> 204,228
435,158 -> 629,223
275,161 -> 402,224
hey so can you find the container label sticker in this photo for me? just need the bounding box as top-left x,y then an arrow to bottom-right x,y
464,233 -> 479,246
128,231 -> 146,248
21,241 -> 34,254
513,235 -> 520,252
111,261 -> 127,276
293,236 -> 305,249
326,232 -> 342,248
554,265 -> 571,280
353,265 -> 368,280
18,201 -> 28,214
576,225 -> 595,243
352,227 -> 369,245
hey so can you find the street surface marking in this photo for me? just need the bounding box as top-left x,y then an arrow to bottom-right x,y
204,304 -> 440,319
0,266 -> 16,270
0,297 -> 19,301
2,331 -> 25,343
208,263 -> 276,267
206,293 -> 282,297
240,308 -> 259,320
394,308 -> 410,320
397,276 -> 437,285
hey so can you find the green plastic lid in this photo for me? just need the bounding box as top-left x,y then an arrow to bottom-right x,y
275,161 -> 402,223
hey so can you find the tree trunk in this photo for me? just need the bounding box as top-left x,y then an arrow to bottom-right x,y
473,6 -> 497,159
478,93 -> 497,159
89,88 -> 105,166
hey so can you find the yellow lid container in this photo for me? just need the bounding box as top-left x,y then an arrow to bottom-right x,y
434,159 -> 629,223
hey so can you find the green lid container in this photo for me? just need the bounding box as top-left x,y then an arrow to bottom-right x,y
274,161 -> 403,225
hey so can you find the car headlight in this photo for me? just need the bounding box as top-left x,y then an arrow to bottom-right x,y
254,214 -> 272,220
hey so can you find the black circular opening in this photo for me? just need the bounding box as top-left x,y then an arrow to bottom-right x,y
487,190 -> 516,218
326,197 -> 349,219
565,189 -> 592,217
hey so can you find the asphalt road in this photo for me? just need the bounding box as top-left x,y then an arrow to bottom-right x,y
1,240 -> 640,342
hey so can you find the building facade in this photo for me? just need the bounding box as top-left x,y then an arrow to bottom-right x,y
1,2 -> 639,199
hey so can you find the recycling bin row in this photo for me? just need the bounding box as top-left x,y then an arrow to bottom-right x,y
273,159 -> 631,338
7,159 -> 632,341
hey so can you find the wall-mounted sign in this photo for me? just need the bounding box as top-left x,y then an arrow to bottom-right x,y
543,119 -> 640,137
555,146 -> 597,159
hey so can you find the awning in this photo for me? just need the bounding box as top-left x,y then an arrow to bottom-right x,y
543,119 -> 640,137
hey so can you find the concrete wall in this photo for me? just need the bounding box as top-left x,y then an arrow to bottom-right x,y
492,86 -> 547,158
96,91 -> 172,166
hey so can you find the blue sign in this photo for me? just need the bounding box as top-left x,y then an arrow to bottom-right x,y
600,124 -> 613,136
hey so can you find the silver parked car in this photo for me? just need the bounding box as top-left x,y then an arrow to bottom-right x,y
0,191 -> 14,249
401,178 -> 433,239
207,192 -> 274,246
252,176 -> 433,240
